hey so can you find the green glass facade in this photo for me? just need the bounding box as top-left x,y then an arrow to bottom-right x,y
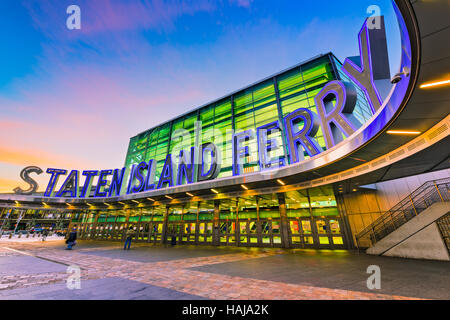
125,53 -> 371,183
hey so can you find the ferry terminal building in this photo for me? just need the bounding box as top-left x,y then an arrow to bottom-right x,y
1,0 -> 449,260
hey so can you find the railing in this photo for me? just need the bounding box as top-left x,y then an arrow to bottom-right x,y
356,178 -> 450,249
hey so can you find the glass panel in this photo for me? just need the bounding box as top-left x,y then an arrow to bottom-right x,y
316,220 -> 327,234
290,220 -> 300,234
329,220 -> 341,234
309,186 -> 338,217
285,190 -> 310,217
249,222 -> 257,234
301,220 -> 312,234
239,222 -> 247,234
261,221 -> 270,234
304,236 -> 314,244
333,237 -> 344,245
238,197 -> 257,219
258,194 -> 280,219
319,236 -> 330,244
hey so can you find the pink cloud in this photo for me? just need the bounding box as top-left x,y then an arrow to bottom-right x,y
22,0 -> 217,37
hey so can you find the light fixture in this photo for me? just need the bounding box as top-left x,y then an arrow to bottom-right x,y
352,189 -> 358,192
420,79 -> 450,89
165,195 -> 173,200
241,184 -> 248,190
211,189 -> 219,194
86,203 -> 93,206
386,130 -> 421,135
147,198 -> 155,202
277,179 -> 285,186
118,201 -> 126,205
186,192 -> 194,197
14,201 -> 19,204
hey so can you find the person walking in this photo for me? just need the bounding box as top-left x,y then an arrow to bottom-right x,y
124,226 -> 135,250
42,228 -> 49,241
65,227 -> 77,250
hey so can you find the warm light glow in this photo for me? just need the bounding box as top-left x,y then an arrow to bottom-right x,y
420,79 -> 450,89
241,184 -> 248,190
165,195 -> 173,200
387,130 -> 421,135
211,189 -> 219,194
147,198 -> 155,202
131,200 -> 139,204
118,201 -> 126,205
14,201 -> 19,204
277,179 -> 285,186
186,192 -> 194,197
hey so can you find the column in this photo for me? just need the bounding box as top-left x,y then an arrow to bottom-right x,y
277,193 -> 290,249
161,205 -> 169,244
212,199 -> 220,246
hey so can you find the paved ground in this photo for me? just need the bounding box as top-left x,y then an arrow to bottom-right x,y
0,239 -> 449,300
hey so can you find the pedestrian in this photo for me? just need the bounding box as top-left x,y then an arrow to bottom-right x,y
124,226 -> 134,250
65,227 -> 77,250
42,228 -> 49,241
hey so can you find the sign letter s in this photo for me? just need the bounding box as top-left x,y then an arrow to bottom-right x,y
14,166 -> 43,195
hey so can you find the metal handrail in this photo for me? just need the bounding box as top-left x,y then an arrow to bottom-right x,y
356,177 -> 450,248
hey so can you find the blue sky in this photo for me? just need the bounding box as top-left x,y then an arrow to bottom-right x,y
0,0 -> 401,191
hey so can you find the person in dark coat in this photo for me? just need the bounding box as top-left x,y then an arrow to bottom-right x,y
65,227 -> 77,250
42,228 -> 49,241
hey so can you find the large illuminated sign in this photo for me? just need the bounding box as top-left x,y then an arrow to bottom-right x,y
16,14 -> 411,199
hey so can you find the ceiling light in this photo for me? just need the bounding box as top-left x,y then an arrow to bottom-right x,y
147,198 -> 155,202
386,130 -> 421,135
241,184 -> 248,190
277,179 -> 285,186
211,189 -> 219,194
420,79 -> 450,89
165,195 -> 173,200
118,201 -> 126,205
131,200 -> 139,204
186,192 -> 194,197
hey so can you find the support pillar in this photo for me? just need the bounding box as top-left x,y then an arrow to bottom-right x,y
212,200 -> 220,246
277,193 -> 290,249
161,205 -> 169,244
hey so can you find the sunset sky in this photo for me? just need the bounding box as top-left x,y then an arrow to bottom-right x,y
0,0 -> 400,192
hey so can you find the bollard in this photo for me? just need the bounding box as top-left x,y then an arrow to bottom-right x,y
32,233 -> 35,238
9,233 -> 12,239
18,233 -> 22,238
26,232 -> 30,238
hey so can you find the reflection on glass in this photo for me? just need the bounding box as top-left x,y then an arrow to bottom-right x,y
261,221 -> 270,234
302,220 -> 312,234
304,236 -> 314,244
290,221 -> 300,234
316,220 -> 327,234
330,220 -> 341,234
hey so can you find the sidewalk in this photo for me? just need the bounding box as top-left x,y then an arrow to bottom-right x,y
0,235 -> 65,243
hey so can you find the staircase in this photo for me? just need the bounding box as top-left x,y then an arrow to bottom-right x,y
355,178 -> 450,254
